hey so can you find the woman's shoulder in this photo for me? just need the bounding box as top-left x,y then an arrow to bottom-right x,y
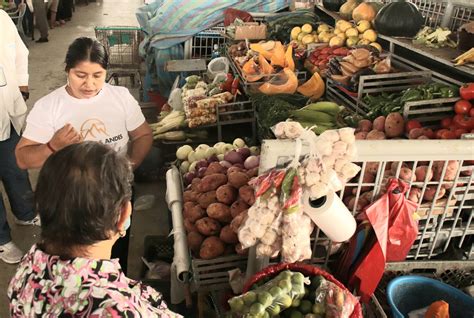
103,84 -> 133,98
33,85 -> 68,108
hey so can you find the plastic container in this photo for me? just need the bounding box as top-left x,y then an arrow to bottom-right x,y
387,276 -> 474,318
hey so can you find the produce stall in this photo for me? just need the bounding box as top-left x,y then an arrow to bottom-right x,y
157,3 -> 474,318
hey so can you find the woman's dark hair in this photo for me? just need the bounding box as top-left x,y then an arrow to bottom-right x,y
36,142 -> 133,258
65,37 -> 109,72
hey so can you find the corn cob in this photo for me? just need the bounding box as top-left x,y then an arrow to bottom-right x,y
154,113 -> 186,134
300,102 -> 341,116
153,130 -> 187,141
291,109 -> 336,124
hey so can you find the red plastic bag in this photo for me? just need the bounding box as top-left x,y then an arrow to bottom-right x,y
223,8 -> 254,27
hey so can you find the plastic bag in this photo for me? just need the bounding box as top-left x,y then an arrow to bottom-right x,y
207,57 -> 229,80
134,195 -> 155,211
312,277 -> 359,318
223,8 -> 254,27
141,257 -> 171,280
228,270 -> 309,317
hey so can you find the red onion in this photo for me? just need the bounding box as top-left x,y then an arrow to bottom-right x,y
224,150 -> 243,164
197,167 -> 207,178
236,147 -> 251,160
244,155 -> 260,170
233,163 -> 244,169
196,159 -> 209,170
207,155 -> 219,163
183,172 -> 195,185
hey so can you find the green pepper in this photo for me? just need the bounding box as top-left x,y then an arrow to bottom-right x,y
439,87 -> 456,98
401,89 -> 422,103
280,168 -> 297,203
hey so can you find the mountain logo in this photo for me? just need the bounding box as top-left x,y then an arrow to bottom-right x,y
80,119 -> 109,140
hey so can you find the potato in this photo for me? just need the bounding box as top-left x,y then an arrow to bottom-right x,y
417,135 -> 429,140
390,161 -> 409,176
191,178 -> 201,192
227,166 -> 244,175
231,199 -> 250,218
207,203 -> 232,223
433,160 -> 459,182
423,186 -> 446,202
184,219 -> 198,233
352,171 -> 375,193
216,184 -> 238,205
228,171 -> 250,188
205,162 -> 227,176
358,119 -> 373,132
415,166 -> 433,182
355,132 -> 368,140
197,174 -> 228,193
246,167 -> 259,178
184,205 -> 206,223
195,217 -> 222,236
187,231 -> 204,254
398,167 -> 415,183
183,190 -> 198,203
199,236 -> 225,260
197,191 -> 217,209
408,128 -> 424,139
239,185 -> 256,206
235,243 -> 248,256
373,116 -> 386,132
220,225 -> 239,244
230,209 -> 248,233
408,187 -> 422,203
183,202 -> 195,215
348,196 -> 370,211
384,112 -> 405,138
366,130 -> 386,140
364,162 -> 380,176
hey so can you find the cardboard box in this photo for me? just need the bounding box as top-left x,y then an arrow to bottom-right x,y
233,23 -> 267,40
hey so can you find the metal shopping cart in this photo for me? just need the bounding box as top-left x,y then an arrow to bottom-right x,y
94,26 -> 143,97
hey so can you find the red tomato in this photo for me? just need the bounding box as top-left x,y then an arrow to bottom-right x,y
422,128 -> 435,139
454,100 -> 472,115
454,128 -> 468,138
405,120 -> 422,132
440,117 -> 452,129
435,129 -> 449,139
440,130 -> 456,139
470,108 -> 474,117
453,114 -> 474,130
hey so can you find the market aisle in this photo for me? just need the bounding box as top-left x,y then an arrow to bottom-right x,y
0,1 -> 170,315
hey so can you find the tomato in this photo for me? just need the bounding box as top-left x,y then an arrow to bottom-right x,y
405,120 -> 422,132
454,100 -> 472,115
453,114 -> 474,130
440,117 -> 452,129
440,130 -> 456,139
435,129 -> 449,139
454,128 -> 468,138
470,108 -> 474,117
422,128 -> 435,139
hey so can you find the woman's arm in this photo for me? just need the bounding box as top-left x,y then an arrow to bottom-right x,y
128,122 -> 153,170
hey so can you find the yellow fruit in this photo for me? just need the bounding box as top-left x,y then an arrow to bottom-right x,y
345,27 -> 359,38
370,42 -> 382,52
291,27 -> 301,40
297,32 -> 308,41
334,28 -> 342,35
302,34 -> 314,45
356,20 -> 372,33
319,32 -> 332,43
346,36 -> 359,47
302,23 -> 313,34
329,36 -> 345,47
358,39 -> 371,45
362,29 -> 377,42
338,20 -> 352,32
317,24 -> 330,34
336,33 -> 347,40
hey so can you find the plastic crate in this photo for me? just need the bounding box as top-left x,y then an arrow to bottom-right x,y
448,2 -> 474,32
184,25 -> 226,60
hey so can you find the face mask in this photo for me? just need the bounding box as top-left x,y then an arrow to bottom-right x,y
122,216 -> 131,232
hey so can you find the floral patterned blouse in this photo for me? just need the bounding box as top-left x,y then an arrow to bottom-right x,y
8,244 -> 182,317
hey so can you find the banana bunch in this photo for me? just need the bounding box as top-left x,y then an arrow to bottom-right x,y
290,101 -> 344,134
453,48 -> 474,66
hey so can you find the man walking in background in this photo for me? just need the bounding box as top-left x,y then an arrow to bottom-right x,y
32,0 -> 49,42
0,9 -> 40,264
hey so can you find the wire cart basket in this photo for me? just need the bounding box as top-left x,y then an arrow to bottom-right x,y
94,26 -> 143,92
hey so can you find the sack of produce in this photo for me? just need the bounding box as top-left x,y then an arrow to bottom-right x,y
312,276 -> 359,318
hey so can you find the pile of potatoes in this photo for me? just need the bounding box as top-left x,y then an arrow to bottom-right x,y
343,160 -> 465,212
183,162 -> 257,260
355,113 -> 408,140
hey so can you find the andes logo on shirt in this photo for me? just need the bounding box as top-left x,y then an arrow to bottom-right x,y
80,118 -> 123,145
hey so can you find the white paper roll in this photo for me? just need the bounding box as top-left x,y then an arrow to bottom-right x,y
303,189 -> 356,243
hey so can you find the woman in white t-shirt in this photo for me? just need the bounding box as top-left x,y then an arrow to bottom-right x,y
15,37 -> 153,171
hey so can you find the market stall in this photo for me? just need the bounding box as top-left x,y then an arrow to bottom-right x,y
147,1 -> 474,317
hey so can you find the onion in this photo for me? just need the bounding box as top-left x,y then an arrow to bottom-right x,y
224,150 -> 243,164
197,167 -> 207,178
196,159 -> 209,170
219,161 -> 232,169
244,155 -> 260,170
237,147 -> 251,160
183,172 -> 195,185
207,155 -> 219,163
233,163 -> 244,169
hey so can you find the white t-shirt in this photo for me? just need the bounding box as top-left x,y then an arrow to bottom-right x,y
23,84 -> 145,154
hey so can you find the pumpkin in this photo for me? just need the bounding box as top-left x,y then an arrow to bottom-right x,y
258,68 -> 298,95
425,300 -> 449,318
323,0 -> 346,12
250,43 -> 273,61
242,59 -> 263,82
374,0 -> 424,37
352,2 -> 381,22
339,0 -> 361,20
258,54 -> 274,74
297,72 -> 325,99
284,45 -> 295,71
270,42 -> 286,67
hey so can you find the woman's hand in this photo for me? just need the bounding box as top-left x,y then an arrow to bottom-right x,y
49,124 -> 82,151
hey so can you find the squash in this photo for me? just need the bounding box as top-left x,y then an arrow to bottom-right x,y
242,59 -> 263,82
374,0 -> 424,37
259,54 -> 274,74
258,68 -> 298,95
250,43 -> 273,61
339,0 -> 361,20
270,42 -> 286,67
284,45 -> 295,71
352,2 -> 380,22
425,301 -> 449,318
297,72 -> 325,99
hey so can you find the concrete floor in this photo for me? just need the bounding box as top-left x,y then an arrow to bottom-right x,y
0,1 -> 170,315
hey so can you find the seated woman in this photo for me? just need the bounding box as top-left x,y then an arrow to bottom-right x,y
8,142 -> 180,317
